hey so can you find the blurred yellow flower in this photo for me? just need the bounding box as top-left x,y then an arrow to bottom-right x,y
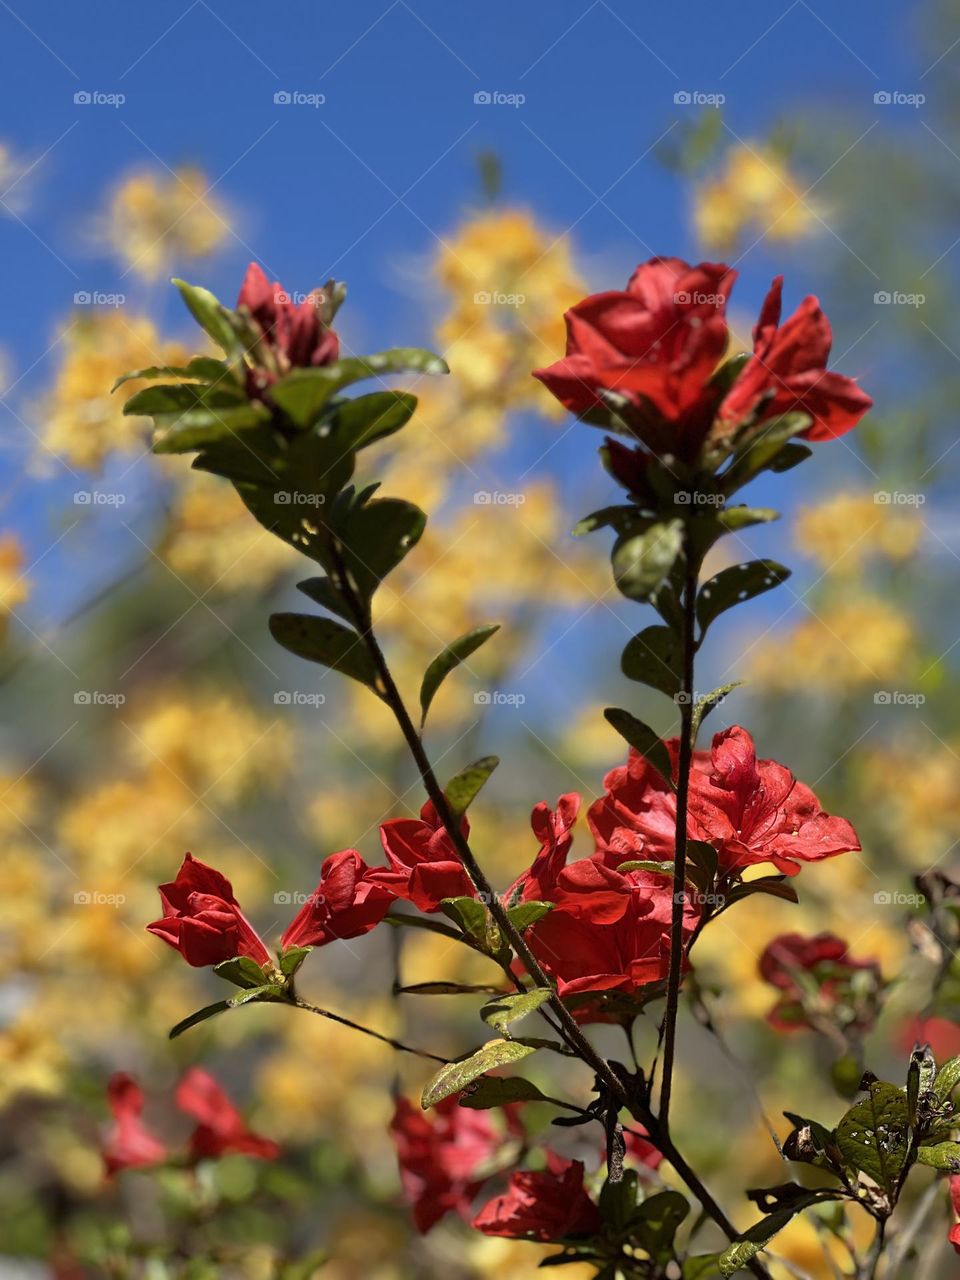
162,468 -> 297,592
694,143 -> 818,255
856,741 -> 960,865
795,492 -> 923,574
751,596 -> 915,690
41,311 -> 187,470
105,166 -> 232,279
0,1006 -> 66,1106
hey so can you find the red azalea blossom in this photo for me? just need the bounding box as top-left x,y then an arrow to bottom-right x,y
390,1095 -> 522,1233
473,1154 -> 602,1242
367,800 -> 473,913
507,793 -> 581,903
533,258 -> 870,462
237,262 -> 339,382
949,1175 -> 960,1253
281,849 -> 394,950
590,728 -> 860,878
759,932 -> 882,1032
102,1073 -> 168,1177
176,1067 -> 279,1162
717,276 -> 873,442
146,853 -> 272,969
899,1016 -> 960,1062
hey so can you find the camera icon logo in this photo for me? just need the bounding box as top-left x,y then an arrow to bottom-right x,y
74,90 -> 91,105
274,691 -> 292,705
74,691 -> 92,705
873,890 -> 893,904
74,890 -> 92,904
474,91 -> 492,105
73,290 -> 91,305
274,90 -> 292,105
874,91 -> 892,104
874,691 -> 892,704
474,691 -> 492,705
274,491 -> 292,504
274,891 -> 292,904
474,290 -> 491,304
673,91 -> 692,105
874,290 -> 891,304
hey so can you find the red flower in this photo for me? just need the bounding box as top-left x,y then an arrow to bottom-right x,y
176,1067 -> 279,1162
390,1095 -> 521,1233
507,793 -> 581,903
528,861 -> 697,1013
533,257 -> 735,460
949,1175 -> 960,1253
237,262 -> 339,381
473,1154 -> 602,1242
102,1074 -> 168,1177
146,853 -> 272,969
686,727 -> 860,876
281,849 -> 394,950
590,728 -> 860,878
717,277 -> 872,442
899,1016 -> 960,1062
367,801 -> 473,913
759,932 -> 882,1032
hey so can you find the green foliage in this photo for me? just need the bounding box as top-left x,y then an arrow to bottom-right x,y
696,560 -> 790,634
420,624 -> 500,725
444,755 -> 499,817
268,614 -> 382,693
621,625 -> 683,698
603,708 -> 673,782
421,1039 -> 539,1108
612,519 -> 684,602
480,988 -> 553,1034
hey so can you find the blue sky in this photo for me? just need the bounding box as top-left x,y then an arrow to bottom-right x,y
0,0 -> 943,643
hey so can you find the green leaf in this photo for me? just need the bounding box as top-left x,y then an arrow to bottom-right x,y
612,519 -> 684,602
915,1141 -> 960,1171
684,1257 -> 723,1280
336,497 -> 425,603
269,613 -> 382,694
690,506 -> 780,561
421,1038 -> 538,1108
629,1190 -> 689,1264
439,896 -> 487,943
621,626 -> 683,699
296,576 -> 355,624
169,1000 -> 233,1039
458,1075 -> 551,1109
112,357 -> 235,391
723,877 -> 799,907
692,682 -> 743,735
267,349 -> 448,424
507,901 -> 554,932
330,390 -> 417,451
718,1203 -> 814,1276
935,1055 -> 960,1102
603,708 -> 672,782
481,988 -> 553,1035
721,412 -> 812,496
782,1112 -> 838,1168
174,279 -> 247,356
835,1081 -> 910,1197
600,1170 -> 640,1232
278,946 -> 312,978
572,504 -> 640,537
686,840 -> 719,896
444,756 -> 499,817
382,912 -> 464,944
420,624 -> 500,725
696,560 -> 790,633
228,982 -> 283,1007
767,442 -> 812,473
213,956 -> 270,989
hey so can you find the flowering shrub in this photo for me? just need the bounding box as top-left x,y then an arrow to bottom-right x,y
104,252 -> 960,1280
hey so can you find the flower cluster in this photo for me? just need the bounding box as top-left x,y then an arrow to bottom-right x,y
103,1068 -> 278,1175
759,932 -> 883,1034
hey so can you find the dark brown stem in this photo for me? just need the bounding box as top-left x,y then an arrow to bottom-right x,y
291,997 -> 448,1064
658,533 -> 698,1129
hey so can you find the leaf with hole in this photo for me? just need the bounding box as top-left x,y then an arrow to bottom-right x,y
835,1081 -> 910,1197
696,560 -> 790,633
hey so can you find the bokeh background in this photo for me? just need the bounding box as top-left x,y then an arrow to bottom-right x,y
1,0 -> 959,1275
